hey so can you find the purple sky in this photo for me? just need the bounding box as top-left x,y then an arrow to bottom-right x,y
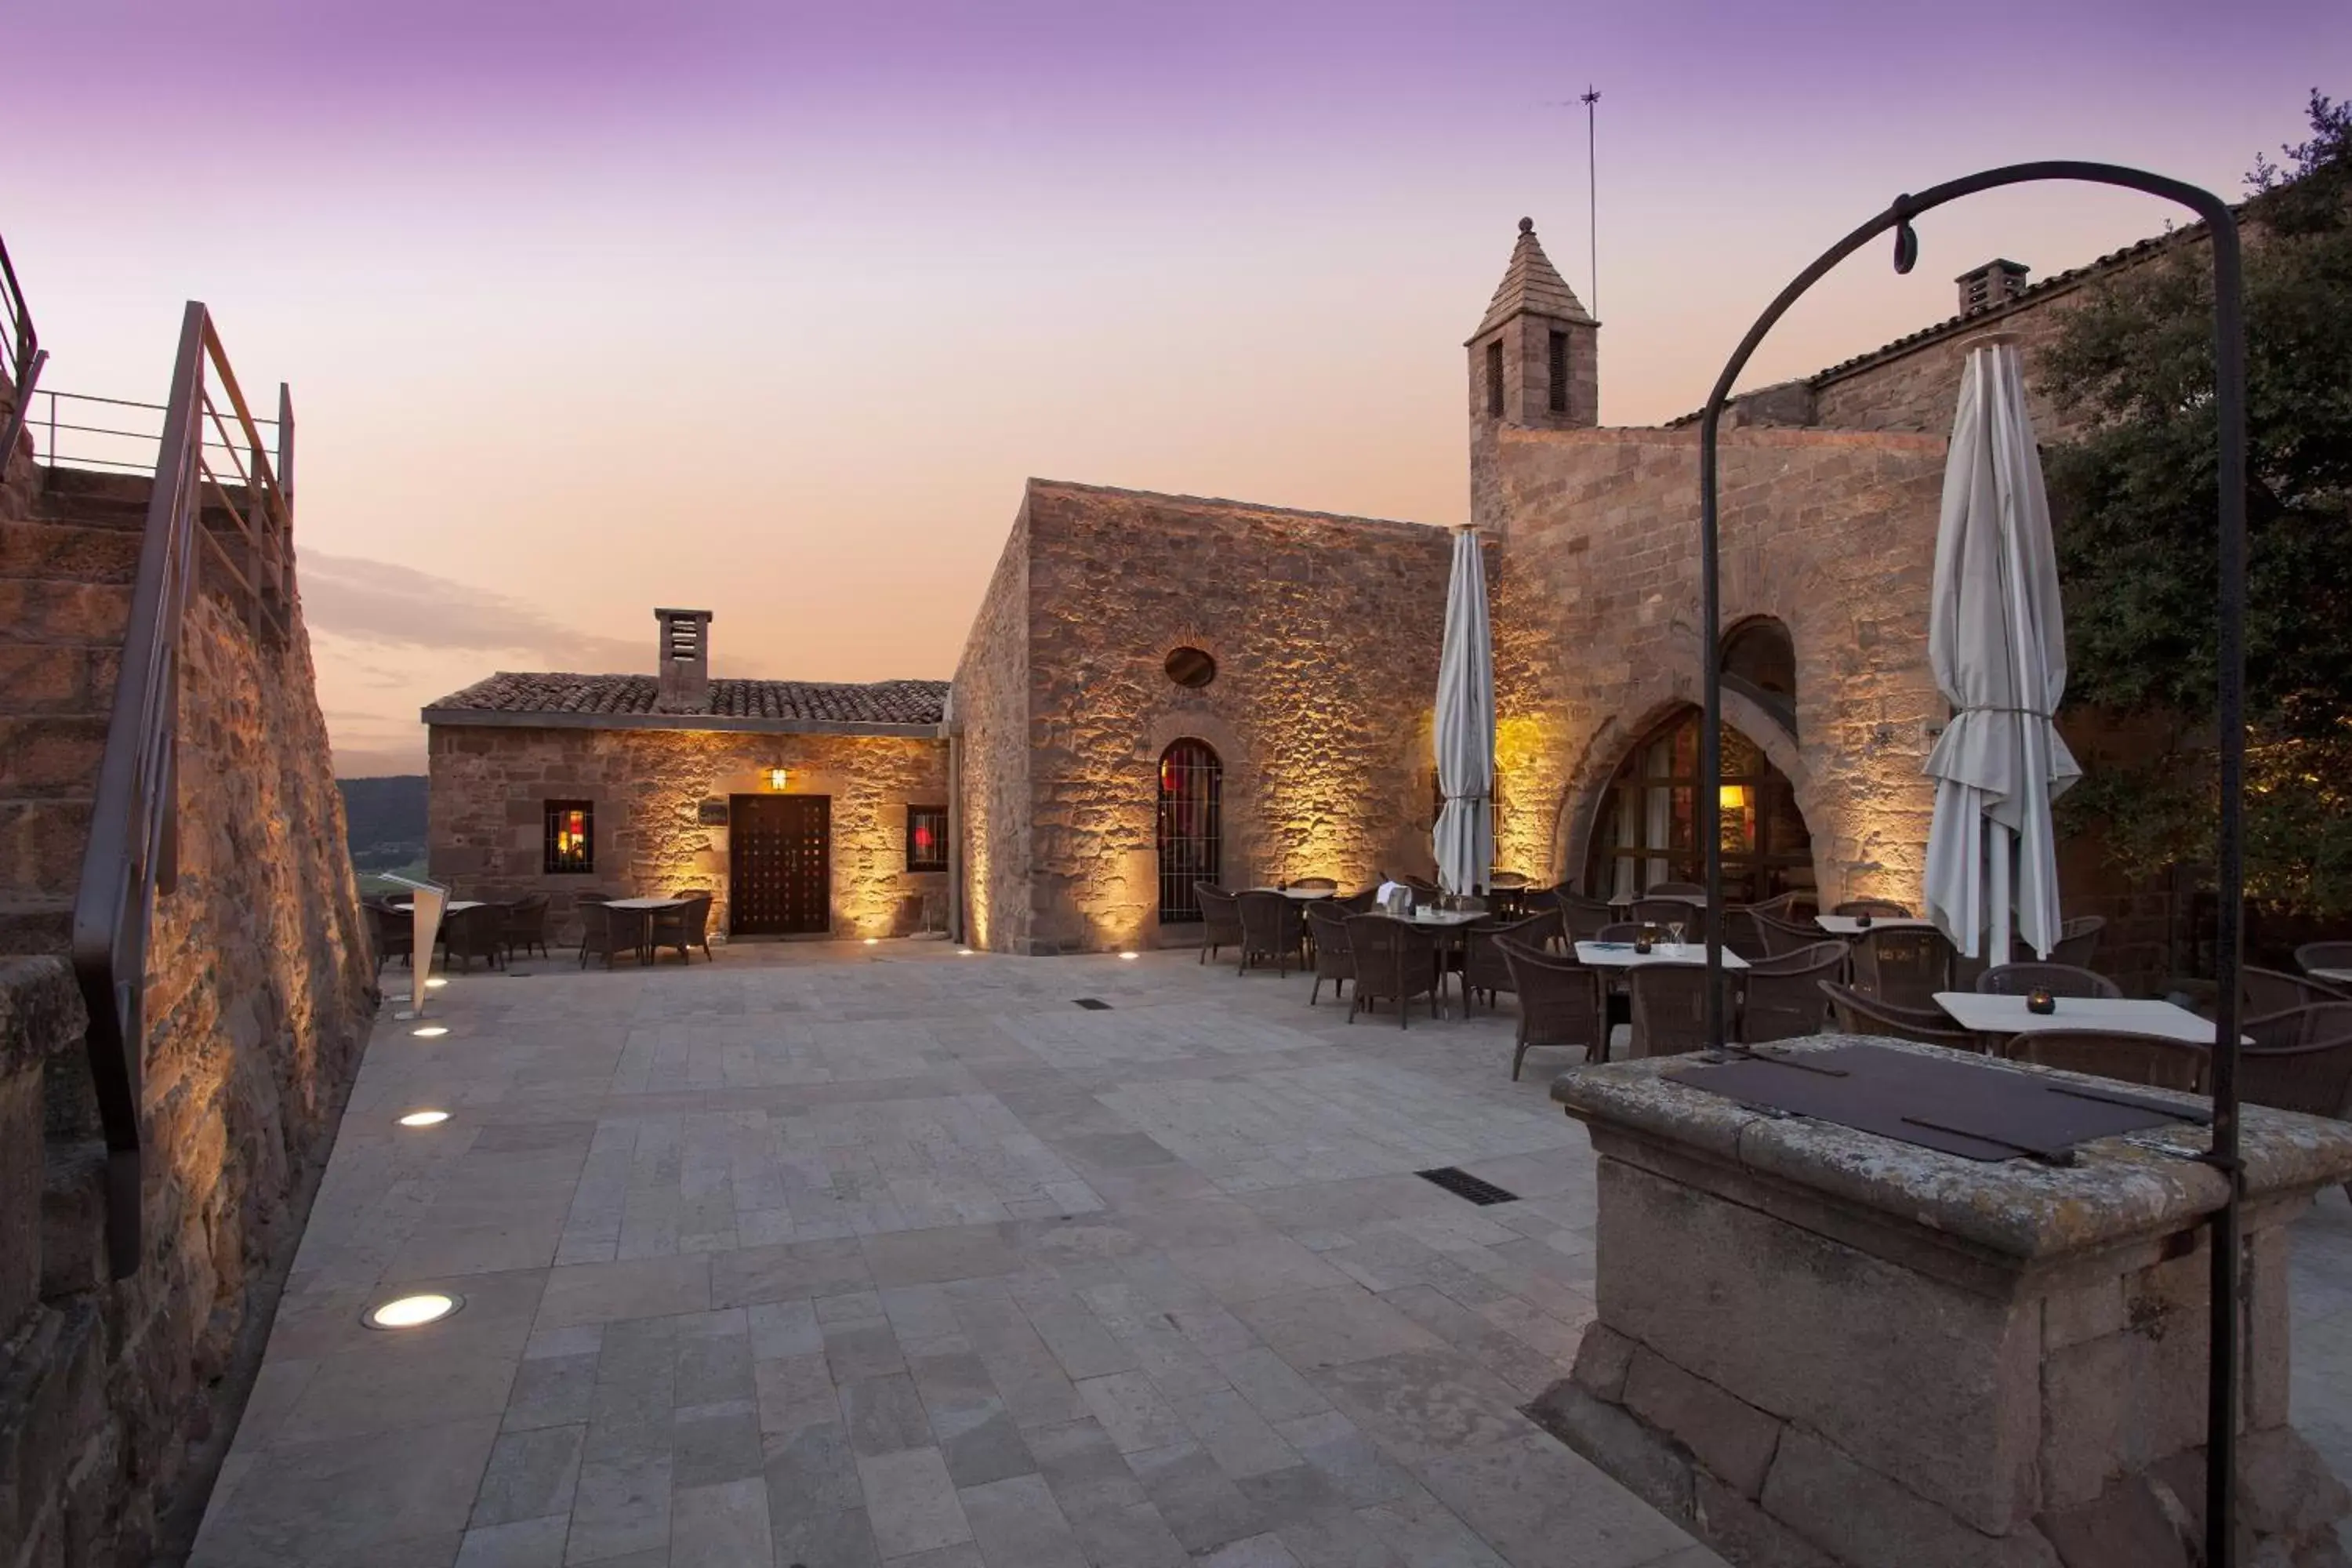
15,2 -> 2341,773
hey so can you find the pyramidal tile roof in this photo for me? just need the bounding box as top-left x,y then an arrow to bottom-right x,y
426,673 -> 949,727
1469,217 -> 1593,342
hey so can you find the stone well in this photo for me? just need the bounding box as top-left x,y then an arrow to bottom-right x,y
1536,1033 -> 2352,1568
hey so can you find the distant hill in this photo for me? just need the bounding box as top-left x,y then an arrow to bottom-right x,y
339,775 -> 426,873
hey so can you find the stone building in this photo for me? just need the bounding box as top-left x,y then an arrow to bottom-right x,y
425,611 -> 952,941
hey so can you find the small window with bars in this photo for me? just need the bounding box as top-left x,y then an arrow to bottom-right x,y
1548,330 -> 1569,413
544,800 -> 594,874
1485,339 -> 1504,417
906,804 -> 948,872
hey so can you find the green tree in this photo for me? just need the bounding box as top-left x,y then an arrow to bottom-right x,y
2045,90 -> 2352,914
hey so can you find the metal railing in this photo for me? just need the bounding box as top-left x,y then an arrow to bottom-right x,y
71,302 -> 296,1278
0,227 -> 47,471
22,385 -> 284,477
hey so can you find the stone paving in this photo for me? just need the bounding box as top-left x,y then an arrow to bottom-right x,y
187,941 -> 2352,1566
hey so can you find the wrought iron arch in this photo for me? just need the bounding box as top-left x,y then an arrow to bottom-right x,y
1155,739 -> 1223,924
1690,162 -> 2245,1562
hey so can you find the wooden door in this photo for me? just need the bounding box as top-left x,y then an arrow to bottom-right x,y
729,794 -> 831,935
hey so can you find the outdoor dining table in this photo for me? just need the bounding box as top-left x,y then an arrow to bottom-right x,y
1609,891 -> 1708,909
1815,915 -> 1936,936
393,899 -> 482,913
1575,941 -> 1752,971
2310,968 -> 2352,986
1251,887 -> 1336,901
604,897 -> 685,963
1932,992 -> 2249,1047
1386,908 -> 1484,1018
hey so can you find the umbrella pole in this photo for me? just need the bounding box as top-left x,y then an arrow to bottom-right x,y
1989,823 -> 2013,967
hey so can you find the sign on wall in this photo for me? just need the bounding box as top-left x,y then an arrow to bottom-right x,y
698,798 -> 731,826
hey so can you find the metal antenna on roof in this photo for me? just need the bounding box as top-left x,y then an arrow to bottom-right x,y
1581,85 -> 1601,318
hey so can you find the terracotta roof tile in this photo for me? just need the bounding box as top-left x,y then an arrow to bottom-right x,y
427,672 -> 948,726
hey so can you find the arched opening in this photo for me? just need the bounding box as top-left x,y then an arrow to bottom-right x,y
1156,739 -> 1223,922
1585,706 -> 1814,904
1722,616 -> 1797,735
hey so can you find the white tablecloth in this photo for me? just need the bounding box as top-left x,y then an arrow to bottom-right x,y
1816,915 -> 1935,936
1576,942 -> 1750,971
1933,993 -> 2244,1044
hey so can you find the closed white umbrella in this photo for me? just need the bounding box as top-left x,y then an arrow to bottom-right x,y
1434,525 -> 1495,896
1922,341 -> 2082,961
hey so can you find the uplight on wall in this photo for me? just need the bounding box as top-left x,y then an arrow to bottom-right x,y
765,766 -> 790,792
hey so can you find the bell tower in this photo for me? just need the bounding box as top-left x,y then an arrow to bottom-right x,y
1467,217 -> 1598,430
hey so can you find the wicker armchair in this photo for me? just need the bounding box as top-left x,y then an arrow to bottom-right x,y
1461,913 -> 1556,1012
579,901 -> 648,969
1834,898 -> 1912,919
2241,1036 -> 2352,1120
365,902 -> 412,974
652,893 -> 714,963
1976,962 -> 2120,1000
2245,965 -> 2342,1014
1594,922 -> 1645,945
1628,964 -> 1712,1059
1497,936 -> 1605,1077
1850,925 -> 1954,1011
502,894 -> 551,960
1632,898 -> 1709,941
1820,981 -> 1982,1050
1646,881 -> 1706,898
1345,916 -> 1441,1029
1557,892 -> 1617,945
1739,942 -> 1846,1044
443,902 -> 508,972
1751,909 -> 1828,960
1193,884 -> 1243,966
2007,1030 -> 2208,1093
1304,902 -> 1354,1006
2296,942 -> 2352,978
1748,889 -> 1820,923
1338,887 -> 1381,913
1236,891 -> 1307,977
2046,916 -> 2106,968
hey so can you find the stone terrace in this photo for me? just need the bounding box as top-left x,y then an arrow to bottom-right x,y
186,943 -> 2352,1566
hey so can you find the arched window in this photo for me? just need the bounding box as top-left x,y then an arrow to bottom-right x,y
1156,739 -> 1223,923
1722,617 -> 1797,735
1585,707 -> 1813,905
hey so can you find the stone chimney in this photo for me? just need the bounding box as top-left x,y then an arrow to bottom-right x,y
1955,259 -> 2030,317
654,608 -> 714,713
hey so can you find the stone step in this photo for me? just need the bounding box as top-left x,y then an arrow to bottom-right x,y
0,797 -> 94,903
37,466 -> 153,530
0,717 -> 109,797
0,579 -> 131,648
0,516 -> 145,586
0,896 -> 71,956
0,643 -> 117,719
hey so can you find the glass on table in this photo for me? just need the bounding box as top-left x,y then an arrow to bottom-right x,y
1667,920 -> 1686,953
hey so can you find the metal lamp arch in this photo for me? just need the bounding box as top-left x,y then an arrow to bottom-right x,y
1690,162 -> 2245,1563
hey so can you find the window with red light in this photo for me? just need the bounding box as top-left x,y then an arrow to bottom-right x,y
543,800 -> 594,874
906,804 -> 948,872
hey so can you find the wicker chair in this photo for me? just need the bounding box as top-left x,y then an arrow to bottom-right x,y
1595,922 -> 1646,945
2047,916 -> 2106,968
443,902 -> 508,972
1337,887 -> 1381,913
1722,906 -> 1769,962
2241,1034 -> 2352,1119
1647,881 -> 1707,898
1557,892 -> 1617,945
1461,913 -> 1556,1012
1748,889 -> 1820,924
2008,1029 -> 2208,1093
1304,902 -> 1354,1006
1497,936 -> 1605,1077
2296,942 -> 2352,978
1850,925 -> 1955,1011
1835,898 -> 1914,919
1751,908 -> 1828,960
579,901 -> 647,969
1738,942 -> 1846,1044
2245,965 -> 2343,1014
502,894 -> 551,961
1193,884 -> 1243,966
1402,876 -> 1443,897
1236,891 -> 1307,977
1820,981 -> 1983,1050
1345,916 -> 1441,1029
1289,877 -> 1339,893
365,902 -> 413,974
1976,962 -> 2121,1000
652,894 -> 714,963
1632,898 -> 1709,942
1628,964 -> 1712,1058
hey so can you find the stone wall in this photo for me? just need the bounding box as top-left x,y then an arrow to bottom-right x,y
950,499 -> 1034,953
954,479 -> 1456,955
0,563 -> 377,1566
1481,423 -> 1951,910
427,724 -> 951,940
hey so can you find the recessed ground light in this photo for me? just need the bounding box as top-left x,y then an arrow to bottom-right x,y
864,938 -> 879,946
1120,952 -> 1139,960
957,949 -> 975,956
397,1110 -> 450,1128
424,978 -> 448,989
412,1025 -> 449,1038
362,1292 -> 463,1330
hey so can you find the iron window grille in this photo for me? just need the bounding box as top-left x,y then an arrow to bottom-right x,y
1548,330 -> 1569,413
1156,739 -> 1222,923
906,804 -> 949,872
543,800 -> 594,874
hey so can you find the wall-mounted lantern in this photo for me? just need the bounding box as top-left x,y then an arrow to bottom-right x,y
765,766 -> 790,792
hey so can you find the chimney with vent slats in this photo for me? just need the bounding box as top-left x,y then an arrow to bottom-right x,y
1955,258 -> 2030,317
654,608 -> 713,712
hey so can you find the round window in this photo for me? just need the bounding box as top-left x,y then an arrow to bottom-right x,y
1164,647 -> 1217,689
